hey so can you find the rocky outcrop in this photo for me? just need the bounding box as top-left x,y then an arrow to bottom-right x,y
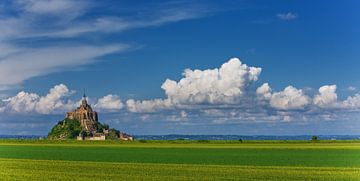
48,92 -> 133,141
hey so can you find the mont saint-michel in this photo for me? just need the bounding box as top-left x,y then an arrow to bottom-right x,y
48,93 -> 133,141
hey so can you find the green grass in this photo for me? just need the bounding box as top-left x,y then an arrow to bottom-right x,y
1,145 -> 360,167
1,158 -> 359,181
0,140 -> 360,180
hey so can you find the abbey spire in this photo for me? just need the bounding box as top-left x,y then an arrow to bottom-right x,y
81,89 -> 88,106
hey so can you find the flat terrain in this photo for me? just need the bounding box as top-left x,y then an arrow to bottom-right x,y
0,140 -> 360,180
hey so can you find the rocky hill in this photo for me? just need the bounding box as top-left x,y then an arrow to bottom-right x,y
47,93 -> 132,140
48,118 -> 82,140
47,118 -> 121,140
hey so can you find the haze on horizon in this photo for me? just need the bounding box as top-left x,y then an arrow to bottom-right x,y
0,0 -> 359,135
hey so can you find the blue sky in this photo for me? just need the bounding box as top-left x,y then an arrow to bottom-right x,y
0,0 -> 360,135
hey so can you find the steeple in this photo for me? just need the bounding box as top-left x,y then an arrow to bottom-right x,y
83,89 -> 86,99
81,89 -> 88,106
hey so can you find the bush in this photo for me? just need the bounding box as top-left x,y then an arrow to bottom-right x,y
312,136 -> 318,142
139,139 -> 147,143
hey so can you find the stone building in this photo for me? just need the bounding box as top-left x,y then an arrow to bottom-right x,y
120,132 -> 134,141
66,93 -> 98,133
67,92 -> 133,141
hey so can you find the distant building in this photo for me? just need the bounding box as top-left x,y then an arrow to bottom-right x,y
66,92 -> 98,132
120,133 -> 134,141
67,92 -> 133,141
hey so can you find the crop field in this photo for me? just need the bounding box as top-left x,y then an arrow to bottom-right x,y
0,140 -> 360,180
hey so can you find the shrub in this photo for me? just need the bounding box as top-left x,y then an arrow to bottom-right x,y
311,136 -> 318,142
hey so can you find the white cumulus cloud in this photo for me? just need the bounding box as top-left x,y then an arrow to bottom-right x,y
313,85 -> 338,108
270,86 -> 310,110
2,84 -> 75,114
256,83 -> 272,100
126,57 -> 261,112
1,84 -> 125,114
162,57 -> 261,104
94,94 -> 124,111
35,84 -> 75,114
257,83 -> 310,110
343,94 -> 360,109
2,91 -> 40,113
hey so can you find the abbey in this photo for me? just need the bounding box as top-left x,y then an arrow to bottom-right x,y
66,93 -> 99,133
50,92 -> 133,141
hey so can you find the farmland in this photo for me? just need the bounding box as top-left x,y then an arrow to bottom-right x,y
0,140 -> 360,180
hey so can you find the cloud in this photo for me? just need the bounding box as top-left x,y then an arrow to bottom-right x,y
126,57 -> 360,116
180,110 -> 188,119
2,84 -> 75,114
257,83 -> 360,111
313,85 -> 338,108
0,44 -> 127,86
126,99 -> 173,113
256,83 -> 272,100
126,58 -> 261,112
166,110 -> 189,122
35,84 -> 75,114
94,94 -> 124,111
18,0 -> 88,16
277,12 -> 297,21
257,83 -> 310,110
33,13 -> 204,38
0,84 -> 125,114
2,57 -> 360,132
163,58 -> 261,104
270,86 -> 310,110
0,0 -> 89,40
347,86 -> 357,91
2,91 -> 39,113
1,1 -> 211,39
0,1 -> 212,88
343,94 -> 360,109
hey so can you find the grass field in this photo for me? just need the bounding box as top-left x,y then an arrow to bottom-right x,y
0,140 -> 360,180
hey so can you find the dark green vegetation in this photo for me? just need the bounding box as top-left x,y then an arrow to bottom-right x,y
47,118 -> 119,140
47,118 -> 82,139
0,140 -> 360,180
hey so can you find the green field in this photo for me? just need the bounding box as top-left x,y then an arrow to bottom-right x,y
0,140 -> 360,180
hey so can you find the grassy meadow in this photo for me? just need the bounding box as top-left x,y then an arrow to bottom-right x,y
0,140 -> 360,180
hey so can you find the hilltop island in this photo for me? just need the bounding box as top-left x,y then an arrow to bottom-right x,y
48,93 -> 133,141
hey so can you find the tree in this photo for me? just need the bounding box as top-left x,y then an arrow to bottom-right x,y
311,135 -> 318,142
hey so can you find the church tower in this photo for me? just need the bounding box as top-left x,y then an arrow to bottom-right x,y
81,89 -> 88,107
65,90 -> 98,133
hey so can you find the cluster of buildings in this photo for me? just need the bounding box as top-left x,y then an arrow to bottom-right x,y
65,92 -> 133,141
